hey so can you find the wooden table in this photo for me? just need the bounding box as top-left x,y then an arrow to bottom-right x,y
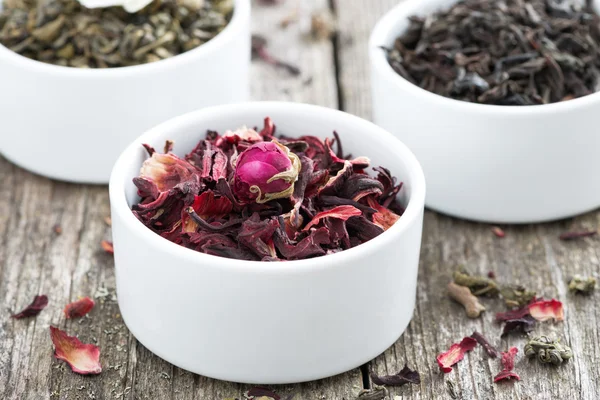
1,1 -> 599,399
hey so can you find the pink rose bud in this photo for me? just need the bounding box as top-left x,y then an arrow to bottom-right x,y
233,141 -> 301,204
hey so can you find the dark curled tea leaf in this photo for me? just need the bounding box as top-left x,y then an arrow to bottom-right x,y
559,230 -> 597,240
0,0 -> 233,68
12,295 -> 49,319
471,331 -> 498,358
385,0 -> 600,105
370,364 -> 420,387
131,117 -> 405,261
246,387 -> 280,400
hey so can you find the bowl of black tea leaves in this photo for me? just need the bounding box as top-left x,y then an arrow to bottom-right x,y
0,0 -> 250,183
369,0 -> 600,223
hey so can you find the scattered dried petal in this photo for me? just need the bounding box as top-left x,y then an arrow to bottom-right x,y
50,326 -> 102,375
370,364 -> 420,386
559,230 -> 597,241
64,297 -> 95,319
11,295 -> 48,319
487,271 -> 496,279
568,275 -> 596,295
528,299 -> 564,322
471,331 -> 498,358
53,224 -> 62,235
493,370 -> 521,382
491,226 -> 505,238
501,316 -> 536,336
101,240 -> 114,254
437,337 -> 478,373
495,306 -> 531,322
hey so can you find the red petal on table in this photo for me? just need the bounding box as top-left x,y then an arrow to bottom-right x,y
366,196 -> 400,231
436,337 -> 478,373
528,299 -> 564,322
64,297 -> 95,319
495,306 -> 530,322
501,347 -> 518,371
494,347 -> 520,383
101,240 -> 114,254
491,226 -> 505,238
50,326 -> 102,375
493,370 -> 521,382
11,295 -> 49,319
303,205 -> 362,231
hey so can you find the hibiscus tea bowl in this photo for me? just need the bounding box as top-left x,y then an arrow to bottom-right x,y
0,0 -> 250,184
109,102 -> 426,384
369,0 -> 600,223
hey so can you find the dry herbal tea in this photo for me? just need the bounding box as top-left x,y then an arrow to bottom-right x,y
385,0 -> 600,105
131,117 -> 405,261
0,0 -> 233,68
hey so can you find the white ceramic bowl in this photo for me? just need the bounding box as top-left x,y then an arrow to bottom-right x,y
370,0 -> 600,223
0,0 -> 250,184
109,102 -> 426,383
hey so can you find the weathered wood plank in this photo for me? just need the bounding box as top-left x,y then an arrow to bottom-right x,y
335,1 -> 600,399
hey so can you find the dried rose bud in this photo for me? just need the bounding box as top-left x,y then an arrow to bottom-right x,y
233,141 -> 301,204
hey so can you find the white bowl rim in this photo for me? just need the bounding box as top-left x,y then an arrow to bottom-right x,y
109,101 -> 426,273
369,0 -> 600,115
0,0 -> 249,77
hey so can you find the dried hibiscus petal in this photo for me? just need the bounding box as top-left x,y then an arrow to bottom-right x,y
493,347 -> 520,383
50,326 -> 102,375
370,364 -> 420,386
137,152 -> 199,194
528,299 -> 564,322
101,240 -> 114,254
495,306 -> 530,322
64,297 -> 95,319
183,191 -> 233,232
366,196 -> 400,231
303,205 -> 362,231
437,336 -> 478,373
11,295 -> 48,319
471,331 -> 498,358
501,315 -> 536,336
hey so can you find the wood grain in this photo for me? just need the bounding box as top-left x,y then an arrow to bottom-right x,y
1,0 -> 600,399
